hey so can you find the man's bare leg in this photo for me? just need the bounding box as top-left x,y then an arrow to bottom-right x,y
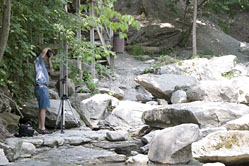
38,109 -> 47,130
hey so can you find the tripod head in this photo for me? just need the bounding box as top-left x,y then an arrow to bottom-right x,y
60,75 -> 67,84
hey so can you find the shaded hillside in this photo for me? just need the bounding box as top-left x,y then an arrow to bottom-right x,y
115,0 -> 249,61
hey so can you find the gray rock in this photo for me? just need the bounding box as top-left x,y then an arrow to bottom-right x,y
98,87 -> 125,100
48,88 -> 59,99
232,77 -> 249,104
21,138 -> 44,147
3,140 -> 23,162
203,163 -> 225,166
0,149 -> 9,165
201,127 -> 227,137
0,112 -> 20,134
135,74 -> 197,100
22,99 -> 81,128
126,154 -> 148,165
43,136 -> 64,147
72,93 -> 91,101
106,131 -> 128,141
18,146 -> 126,165
157,99 -> 168,105
159,55 -> 236,81
136,86 -> 153,102
141,130 -> 160,144
93,139 -> 143,156
81,94 -> 119,120
239,42 -> 249,54
105,100 -> 158,130
224,114 -> 249,130
79,94 -> 119,127
148,124 -> 201,164
171,90 -> 187,104
192,131 -> 249,165
20,142 -> 36,158
146,101 -> 158,105
142,101 -> 249,129
187,80 -> 238,103
64,137 -> 91,145
140,144 -> 150,154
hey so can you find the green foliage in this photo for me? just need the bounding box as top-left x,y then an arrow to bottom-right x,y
129,43 -> 145,56
202,0 -> 249,16
222,71 -> 235,79
1,0 -> 140,104
143,64 -> 161,74
219,20 -> 229,34
143,55 -> 176,74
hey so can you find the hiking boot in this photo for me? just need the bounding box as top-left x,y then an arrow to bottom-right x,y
37,129 -> 53,135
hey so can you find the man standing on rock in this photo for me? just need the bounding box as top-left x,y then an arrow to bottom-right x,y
34,47 -> 54,134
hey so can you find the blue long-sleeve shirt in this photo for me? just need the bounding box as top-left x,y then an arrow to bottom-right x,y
34,54 -> 49,85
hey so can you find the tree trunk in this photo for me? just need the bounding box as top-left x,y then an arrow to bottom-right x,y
0,0 -> 11,63
192,0 -> 197,57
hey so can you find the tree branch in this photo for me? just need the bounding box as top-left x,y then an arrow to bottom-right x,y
0,0 -> 11,62
198,0 -> 209,9
0,92 -> 24,118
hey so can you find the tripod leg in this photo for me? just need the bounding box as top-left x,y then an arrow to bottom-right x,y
66,99 -> 80,127
61,99 -> 65,133
55,99 -> 62,131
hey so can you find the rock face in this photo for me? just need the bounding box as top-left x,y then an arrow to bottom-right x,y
104,100 -> 158,129
0,112 -> 20,134
159,55 -> 237,81
0,148 -> 9,165
171,90 -> 187,104
148,124 -> 201,164
20,142 -> 36,158
106,131 -> 128,141
142,101 -> 249,129
192,131 -> 249,165
135,74 -> 197,100
224,114 -> 249,130
232,77 -> 249,104
22,99 -> 81,128
80,94 -> 119,126
186,80 -> 238,103
203,163 -> 225,166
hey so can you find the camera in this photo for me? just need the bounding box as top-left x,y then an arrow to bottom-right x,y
46,50 -> 53,58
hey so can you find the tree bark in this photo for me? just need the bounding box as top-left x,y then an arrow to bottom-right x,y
192,0 -> 197,57
0,0 -> 11,63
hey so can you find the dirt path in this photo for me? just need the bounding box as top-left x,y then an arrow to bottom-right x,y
99,53 -> 154,101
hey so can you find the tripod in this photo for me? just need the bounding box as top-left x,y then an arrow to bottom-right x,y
55,76 -> 80,133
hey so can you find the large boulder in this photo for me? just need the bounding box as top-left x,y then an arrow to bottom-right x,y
187,76 -> 249,104
135,74 -> 197,100
0,148 -> 9,165
78,94 -> 119,127
159,55 -> 237,81
186,80 -> 238,103
232,77 -> 249,104
224,114 -> 249,130
192,131 -> 249,165
22,99 -> 81,128
171,90 -> 187,104
0,112 -> 20,134
104,101 -> 158,130
148,124 -> 201,164
142,101 -> 249,129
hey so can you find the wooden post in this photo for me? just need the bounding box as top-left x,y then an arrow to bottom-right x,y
76,0 -> 82,80
60,4 -> 69,97
192,0 -> 197,57
90,1 -> 96,79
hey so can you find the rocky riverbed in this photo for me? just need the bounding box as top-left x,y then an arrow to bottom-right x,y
2,49 -> 249,166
